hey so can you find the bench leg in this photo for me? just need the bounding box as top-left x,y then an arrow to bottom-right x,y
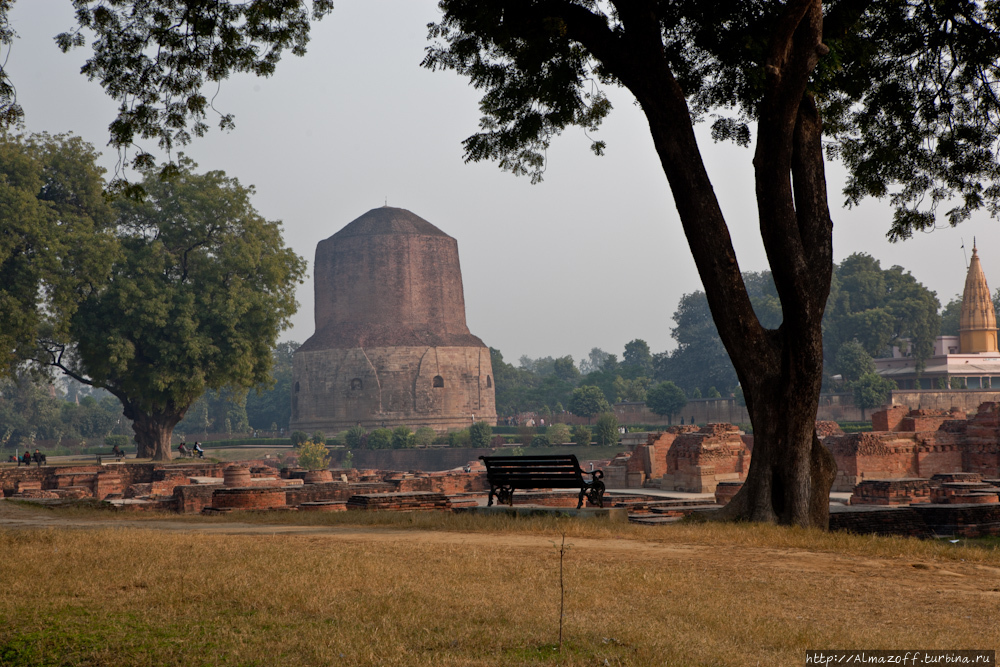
487,486 -> 496,507
577,487 -> 586,509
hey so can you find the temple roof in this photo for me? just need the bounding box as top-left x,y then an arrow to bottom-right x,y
960,245 -> 997,333
331,206 -> 451,239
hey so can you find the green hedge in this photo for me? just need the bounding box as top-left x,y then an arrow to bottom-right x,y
837,422 -> 873,433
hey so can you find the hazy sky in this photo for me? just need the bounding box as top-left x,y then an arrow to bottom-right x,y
9,2 -> 1000,366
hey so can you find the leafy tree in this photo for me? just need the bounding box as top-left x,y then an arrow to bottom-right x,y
552,356 -> 581,383
390,426 -> 413,449
489,347 -> 541,416
594,413 -> 619,447
567,386 -> 611,422
424,0 -> 1000,527
547,423 -> 571,445
660,273 -> 781,396
297,439 -> 331,471
706,387 -> 722,399
612,376 -> 651,403
852,373 -> 897,420
344,425 -> 366,449
42,158 -> 305,460
41,1 -> 331,189
646,381 -> 688,425
0,133 -> 116,377
104,435 -> 129,448
571,425 -> 592,447
447,428 -> 470,447
290,431 -> 309,447
413,426 -> 437,447
177,387 -> 249,436
622,339 -> 653,375
245,341 -> 299,431
824,254 -> 940,370
834,340 -> 876,384
530,434 -> 550,447
469,421 -> 493,448
940,297 -> 962,337
367,428 -> 392,450
311,431 -> 326,445
579,348 -> 612,374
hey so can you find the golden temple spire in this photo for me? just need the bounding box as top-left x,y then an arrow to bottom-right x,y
959,244 -> 999,353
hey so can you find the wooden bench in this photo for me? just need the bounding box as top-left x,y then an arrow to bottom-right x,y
479,454 -> 605,508
96,451 -> 126,465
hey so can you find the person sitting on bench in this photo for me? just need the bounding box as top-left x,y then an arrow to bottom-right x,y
178,442 -> 190,457
193,441 -> 204,458
110,443 -> 125,460
21,451 -> 31,467
32,449 -> 46,466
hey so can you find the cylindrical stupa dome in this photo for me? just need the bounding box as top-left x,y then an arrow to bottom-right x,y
306,207 -> 481,349
292,207 -> 496,433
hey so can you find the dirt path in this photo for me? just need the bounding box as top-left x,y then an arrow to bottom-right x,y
2,499 -> 998,598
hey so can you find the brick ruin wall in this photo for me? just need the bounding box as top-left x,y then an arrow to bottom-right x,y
611,404 -> 1000,495
292,345 -> 495,433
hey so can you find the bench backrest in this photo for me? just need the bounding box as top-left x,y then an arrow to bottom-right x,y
480,455 -> 587,488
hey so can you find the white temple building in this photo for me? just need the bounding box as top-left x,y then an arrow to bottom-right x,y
875,245 -> 1000,390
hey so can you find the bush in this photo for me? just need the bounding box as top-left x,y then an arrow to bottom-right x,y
104,435 -> 129,448
490,435 -> 508,447
290,431 -> 309,447
595,413 -> 620,447
469,421 -> 493,448
516,425 -> 535,446
391,425 -> 413,449
530,434 -> 550,447
297,440 -> 331,471
571,426 -> 592,446
344,425 -> 366,449
447,429 -> 470,447
311,430 -> 326,445
546,423 -> 571,445
413,426 -> 436,447
368,428 -> 393,450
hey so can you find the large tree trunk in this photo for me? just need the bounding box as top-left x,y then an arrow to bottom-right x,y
597,0 -> 836,526
122,402 -> 183,461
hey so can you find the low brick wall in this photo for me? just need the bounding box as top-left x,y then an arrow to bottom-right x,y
173,485 -> 221,513
284,482 -> 394,506
212,487 -> 287,510
1,463 -> 155,497
830,503 -> 1000,538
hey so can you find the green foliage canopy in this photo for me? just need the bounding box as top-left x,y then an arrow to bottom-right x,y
646,381 -> 688,421
469,421 -> 493,448
852,373 -> 897,412
0,133 -> 115,377
594,412 -> 619,447
43,157 -> 305,459
567,385 -> 610,419
297,439 -> 331,471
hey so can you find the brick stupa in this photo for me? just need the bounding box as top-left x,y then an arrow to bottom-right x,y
291,207 -> 496,433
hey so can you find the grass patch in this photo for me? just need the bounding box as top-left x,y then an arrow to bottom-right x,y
1,504 -> 998,666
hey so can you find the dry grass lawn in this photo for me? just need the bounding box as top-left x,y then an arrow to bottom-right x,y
0,501 -> 998,666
